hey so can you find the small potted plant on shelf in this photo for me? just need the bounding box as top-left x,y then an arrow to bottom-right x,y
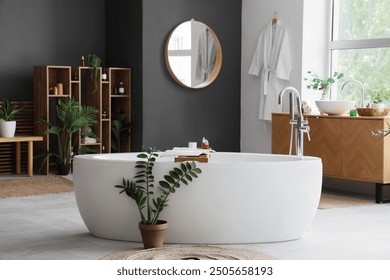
304,70 -> 344,100
87,54 -> 101,93
114,147 -> 202,248
38,97 -> 98,175
0,98 -> 24,138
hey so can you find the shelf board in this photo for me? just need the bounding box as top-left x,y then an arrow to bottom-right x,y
111,94 -> 130,98
71,80 -> 80,83
102,80 -> 109,84
80,143 -> 101,146
102,118 -> 110,121
48,94 -> 71,97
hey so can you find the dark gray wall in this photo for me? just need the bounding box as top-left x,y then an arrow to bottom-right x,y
107,0 -> 242,152
1,0 -> 241,152
105,0 -> 143,151
0,0 -> 105,101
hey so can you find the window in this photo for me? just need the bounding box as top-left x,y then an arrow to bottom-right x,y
331,0 -> 390,103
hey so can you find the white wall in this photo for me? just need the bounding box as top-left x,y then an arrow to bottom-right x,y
241,0 -> 329,153
301,0 -> 332,113
241,0 -> 304,153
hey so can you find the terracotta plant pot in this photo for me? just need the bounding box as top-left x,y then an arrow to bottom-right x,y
138,220 -> 168,249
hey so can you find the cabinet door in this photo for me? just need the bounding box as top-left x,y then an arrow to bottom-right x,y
272,114 -> 295,154
341,119 -> 383,182
305,117 -> 342,176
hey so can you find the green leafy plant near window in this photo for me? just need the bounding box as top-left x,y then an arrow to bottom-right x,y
87,54 -> 101,93
369,89 -> 390,104
304,71 -> 344,93
114,147 -> 202,225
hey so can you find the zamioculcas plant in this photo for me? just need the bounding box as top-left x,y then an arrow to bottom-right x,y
114,147 -> 202,225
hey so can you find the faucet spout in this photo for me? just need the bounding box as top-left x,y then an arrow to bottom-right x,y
278,86 -> 309,157
278,86 -> 303,118
342,80 -> 365,107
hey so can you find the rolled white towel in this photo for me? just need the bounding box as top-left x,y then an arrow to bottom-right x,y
82,137 -> 97,144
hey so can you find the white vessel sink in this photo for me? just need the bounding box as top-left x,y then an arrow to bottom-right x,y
315,100 -> 355,115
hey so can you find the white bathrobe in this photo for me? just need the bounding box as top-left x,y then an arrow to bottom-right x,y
249,21 -> 292,120
195,30 -> 216,82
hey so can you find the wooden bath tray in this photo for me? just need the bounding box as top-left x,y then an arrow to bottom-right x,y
174,154 -> 209,163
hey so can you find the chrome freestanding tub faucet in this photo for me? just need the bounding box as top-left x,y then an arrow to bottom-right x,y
278,87 -> 310,157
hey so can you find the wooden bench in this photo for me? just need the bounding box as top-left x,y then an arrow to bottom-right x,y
0,136 -> 43,176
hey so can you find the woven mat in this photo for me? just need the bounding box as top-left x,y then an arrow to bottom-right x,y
101,244 -> 277,260
319,190 -> 373,209
0,176 -> 74,199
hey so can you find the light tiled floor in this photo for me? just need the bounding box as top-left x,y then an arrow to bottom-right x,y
0,175 -> 390,260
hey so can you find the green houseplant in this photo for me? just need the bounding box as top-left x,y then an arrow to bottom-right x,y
304,71 -> 344,100
87,54 -> 101,93
369,89 -> 389,106
0,98 -> 24,137
114,147 -> 202,248
39,97 -> 98,175
111,112 -> 131,152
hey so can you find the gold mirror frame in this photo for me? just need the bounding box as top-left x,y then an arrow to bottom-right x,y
165,20 -> 222,89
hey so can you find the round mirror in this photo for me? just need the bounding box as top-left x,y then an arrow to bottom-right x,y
165,19 -> 222,89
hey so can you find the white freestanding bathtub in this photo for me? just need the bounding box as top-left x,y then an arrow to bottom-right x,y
73,152 -> 322,244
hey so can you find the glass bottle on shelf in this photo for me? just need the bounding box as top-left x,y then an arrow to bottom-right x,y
102,68 -> 107,81
73,71 -> 78,81
118,82 -> 125,95
113,83 -> 118,95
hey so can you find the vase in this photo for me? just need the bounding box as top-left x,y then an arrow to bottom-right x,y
58,163 -> 71,175
0,121 -> 16,137
138,220 -> 168,249
320,91 -> 329,100
371,103 -> 385,112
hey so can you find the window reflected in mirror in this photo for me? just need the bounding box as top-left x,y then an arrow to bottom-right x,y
165,20 -> 222,89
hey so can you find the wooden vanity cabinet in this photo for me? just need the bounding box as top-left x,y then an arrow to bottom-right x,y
272,113 -> 390,184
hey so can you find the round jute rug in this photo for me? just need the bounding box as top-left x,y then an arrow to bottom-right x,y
101,245 -> 277,260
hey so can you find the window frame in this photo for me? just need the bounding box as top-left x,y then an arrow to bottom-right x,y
329,0 -> 390,100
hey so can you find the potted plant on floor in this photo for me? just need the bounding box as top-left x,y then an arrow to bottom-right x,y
39,97 -> 98,175
111,112 -> 131,153
114,147 -> 202,248
0,98 -> 24,138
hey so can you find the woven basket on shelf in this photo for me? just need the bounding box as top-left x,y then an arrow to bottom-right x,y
356,107 -> 389,117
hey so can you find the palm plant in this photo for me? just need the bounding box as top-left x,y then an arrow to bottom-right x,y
111,112 -> 131,152
40,98 -> 98,171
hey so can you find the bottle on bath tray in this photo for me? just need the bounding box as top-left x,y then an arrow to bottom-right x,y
201,137 -> 209,149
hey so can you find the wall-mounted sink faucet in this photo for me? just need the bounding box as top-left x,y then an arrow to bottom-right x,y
278,87 -> 310,157
341,79 -> 365,107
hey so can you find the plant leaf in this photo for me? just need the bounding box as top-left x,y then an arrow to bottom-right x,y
159,180 -> 171,189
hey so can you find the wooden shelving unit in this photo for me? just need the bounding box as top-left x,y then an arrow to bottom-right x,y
34,65 -> 131,174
